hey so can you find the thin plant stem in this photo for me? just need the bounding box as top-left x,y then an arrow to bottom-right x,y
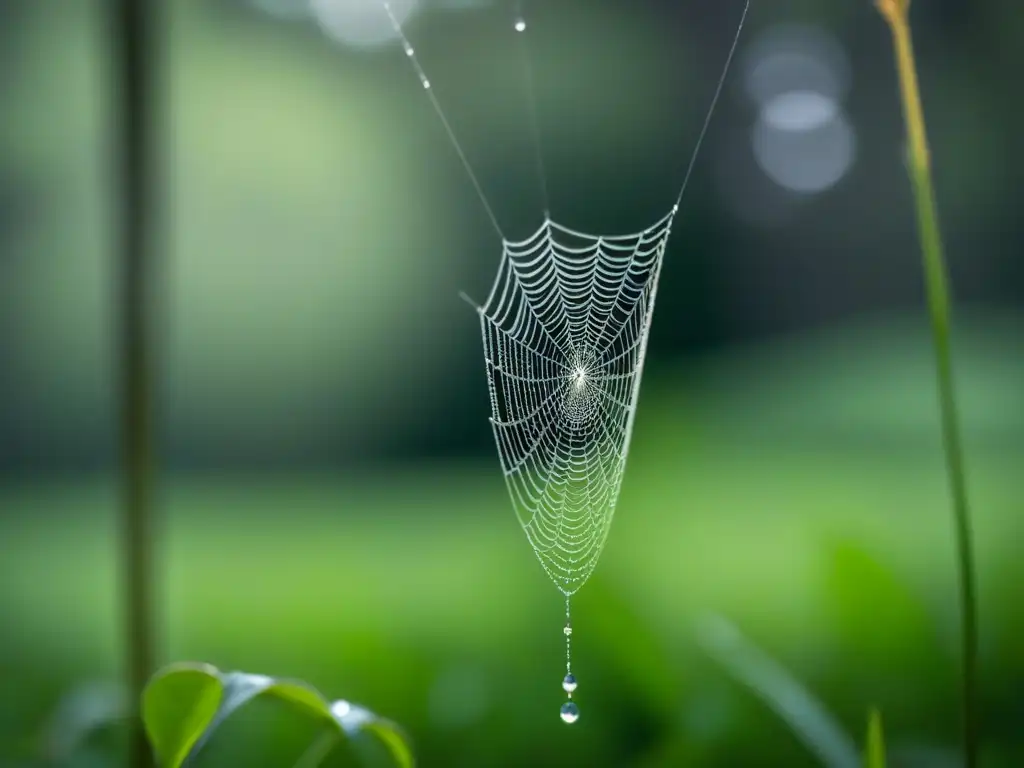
874,2 -> 979,767
112,0 -> 159,765
292,730 -> 340,768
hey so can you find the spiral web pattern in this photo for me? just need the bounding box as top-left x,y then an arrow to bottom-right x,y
472,206 -> 677,595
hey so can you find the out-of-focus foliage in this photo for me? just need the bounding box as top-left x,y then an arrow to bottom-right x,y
864,709 -> 886,768
1,0 -> 1021,766
698,615 -> 859,768
142,663 -> 413,767
2,340 -> 1022,765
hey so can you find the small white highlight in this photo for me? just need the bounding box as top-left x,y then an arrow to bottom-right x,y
515,19 -> 526,32
559,701 -> 580,724
243,673 -> 273,688
572,367 -> 586,390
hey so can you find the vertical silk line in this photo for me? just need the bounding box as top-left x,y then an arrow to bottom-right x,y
564,592 -> 573,675
514,0 -> 551,217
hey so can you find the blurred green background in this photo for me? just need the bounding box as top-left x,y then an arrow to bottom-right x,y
0,0 -> 1021,766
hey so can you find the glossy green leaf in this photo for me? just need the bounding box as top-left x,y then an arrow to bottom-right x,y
864,709 -> 886,768
142,664 -> 223,767
141,662 -> 413,768
697,615 -> 860,768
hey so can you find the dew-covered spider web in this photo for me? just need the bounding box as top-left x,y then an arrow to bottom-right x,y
372,0 -> 750,723
476,209 -> 675,596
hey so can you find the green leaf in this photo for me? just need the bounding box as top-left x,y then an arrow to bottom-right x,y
864,709 -> 886,768
697,615 -> 860,768
141,662 -> 413,768
143,663 -> 223,767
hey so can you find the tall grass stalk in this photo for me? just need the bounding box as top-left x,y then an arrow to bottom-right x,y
874,2 -> 979,766
112,0 -> 159,765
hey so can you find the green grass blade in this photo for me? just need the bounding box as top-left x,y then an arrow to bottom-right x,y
697,615 -> 859,768
291,729 -> 340,768
864,709 -> 886,768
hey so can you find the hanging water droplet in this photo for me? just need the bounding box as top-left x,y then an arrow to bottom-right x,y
559,701 -> 580,724
563,624 -> 572,637
562,674 -> 577,693
403,43 -> 414,57
515,19 -> 526,32
422,79 -> 431,90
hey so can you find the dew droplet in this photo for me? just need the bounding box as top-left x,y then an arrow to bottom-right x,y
422,79 -> 431,90
559,701 -> 580,724
403,43 -> 414,57
562,674 -> 577,693
515,19 -> 526,32
563,625 -> 572,637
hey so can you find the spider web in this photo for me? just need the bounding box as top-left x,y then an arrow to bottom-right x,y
473,206 -> 677,594
372,0 -> 750,609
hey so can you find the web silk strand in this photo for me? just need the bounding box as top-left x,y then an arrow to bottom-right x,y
565,594 -> 572,675
380,2 -> 505,239
514,0 -> 551,216
673,0 -> 751,209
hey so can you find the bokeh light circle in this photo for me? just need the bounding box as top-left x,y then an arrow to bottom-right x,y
311,0 -> 418,48
752,98 -> 855,194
